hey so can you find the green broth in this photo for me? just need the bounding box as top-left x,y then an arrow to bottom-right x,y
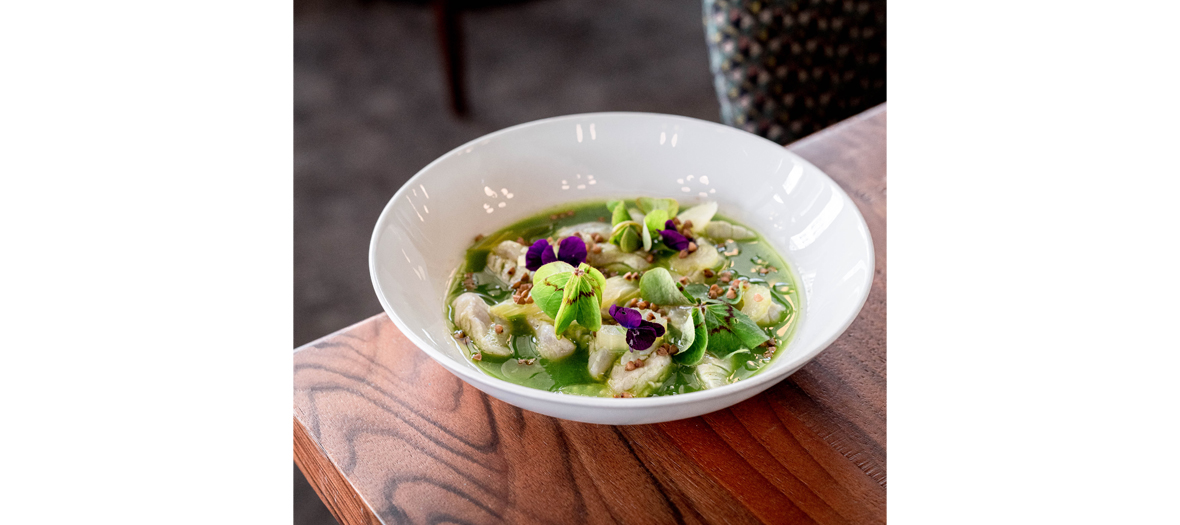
445,199 -> 801,398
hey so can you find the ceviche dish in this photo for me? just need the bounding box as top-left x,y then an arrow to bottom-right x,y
446,197 -> 800,399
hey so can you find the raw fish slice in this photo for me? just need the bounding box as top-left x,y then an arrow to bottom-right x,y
669,238 -> 720,280
607,353 -> 673,397
486,240 -> 529,287
527,314 -> 576,360
598,276 -> 640,316
703,220 -> 756,241
586,242 -> 651,272
555,221 -> 612,239
587,325 -> 628,380
695,355 -> 732,389
452,293 -> 512,357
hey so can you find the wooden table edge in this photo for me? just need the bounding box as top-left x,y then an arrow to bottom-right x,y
294,417 -> 383,525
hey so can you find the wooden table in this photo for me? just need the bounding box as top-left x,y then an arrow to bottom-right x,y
294,104 -> 887,525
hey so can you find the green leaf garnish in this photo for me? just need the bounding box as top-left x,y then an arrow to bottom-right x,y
608,201 -> 630,226
531,261 -> 575,319
643,209 -> 670,237
636,197 -> 679,217
582,262 -> 606,297
638,268 -> 692,306
619,227 -> 639,252
674,306 -> 708,365
641,219 -> 652,251
721,281 -> 744,305
610,221 -> 641,253
682,283 -> 710,302
553,263 -> 604,335
703,303 -> 769,356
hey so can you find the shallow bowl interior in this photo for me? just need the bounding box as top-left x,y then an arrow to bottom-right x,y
370,113 -> 873,425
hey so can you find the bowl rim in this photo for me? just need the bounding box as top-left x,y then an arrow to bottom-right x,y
369,111 -> 874,408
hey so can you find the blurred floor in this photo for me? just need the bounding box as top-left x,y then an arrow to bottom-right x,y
294,0 -> 718,523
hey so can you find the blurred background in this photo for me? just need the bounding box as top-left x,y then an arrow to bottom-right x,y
294,0 -> 883,522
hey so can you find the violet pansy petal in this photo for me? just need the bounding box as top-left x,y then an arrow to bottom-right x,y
557,235 -> 587,266
626,322 -> 664,351
665,219 -> 677,231
642,320 -> 666,338
541,245 -> 558,265
660,229 -> 690,251
609,305 -> 643,329
525,239 -> 551,271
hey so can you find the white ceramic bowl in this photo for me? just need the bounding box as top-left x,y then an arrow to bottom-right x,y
369,112 -> 873,425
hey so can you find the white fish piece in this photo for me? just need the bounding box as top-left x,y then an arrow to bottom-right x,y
587,325 -> 628,380
663,306 -> 696,353
555,221 -> 612,239
695,355 -> 732,389
486,240 -> 529,287
526,312 -> 577,361
599,276 -> 640,316
676,202 -> 718,235
586,242 -> 651,272
669,238 -> 720,280
487,299 -> 574,360
703,220 -> 756,241
739,284 -> 786,327
452,293 -> 512,357
607,353 -> 673,397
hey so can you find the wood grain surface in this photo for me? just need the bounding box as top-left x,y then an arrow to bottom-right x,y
294,104 -> 886,525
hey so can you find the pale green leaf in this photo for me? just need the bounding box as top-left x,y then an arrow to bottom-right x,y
553,266 -> 602,334
531,261 -> 575,319
643,209 -> 670,236
581,263 -> 606,299
682,283 -> 710,302
638,268 -> 692,306
619,227 -> 639,252
609,201 -> 630,226
674,307 -> 708,365
609,221 -> 642,253
636,197 -> 680,217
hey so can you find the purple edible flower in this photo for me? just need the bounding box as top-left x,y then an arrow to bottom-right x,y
626,322 -> 665,351
660,219 -> 692,250
609,304 -> 642,328
609,305 -> 666,351
525,236 -> 588,271
556,236 -> 587,266
526,239 -> 557,271
659,228 -> 690,251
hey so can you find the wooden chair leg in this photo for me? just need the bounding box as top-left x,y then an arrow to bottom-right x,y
433,0 -> 468,117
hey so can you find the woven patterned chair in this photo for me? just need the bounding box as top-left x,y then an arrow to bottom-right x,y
704,0 -> 885,144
